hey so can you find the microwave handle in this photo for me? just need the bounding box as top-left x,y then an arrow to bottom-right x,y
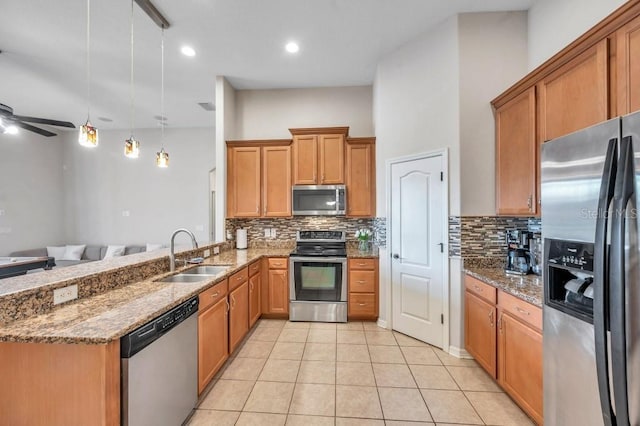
336,188 -> 340,212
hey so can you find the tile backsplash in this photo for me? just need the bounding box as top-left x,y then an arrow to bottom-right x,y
449,216 -> 540,259
226,216 -> 387,248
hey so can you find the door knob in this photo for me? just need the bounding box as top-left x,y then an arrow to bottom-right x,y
392,253 -> 400,259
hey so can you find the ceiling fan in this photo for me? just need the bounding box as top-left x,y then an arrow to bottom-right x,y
0,103 -> 75,137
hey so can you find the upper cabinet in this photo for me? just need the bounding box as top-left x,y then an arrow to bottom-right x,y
617,14 -> 640,115
227,140 -> 292,218
290,127 -> 347,185
495,88 -> 537,216
538,40 -> 609,142
346,138 -> 376,217
492,2 -> 640,217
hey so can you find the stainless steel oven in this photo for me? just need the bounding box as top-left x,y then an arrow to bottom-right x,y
289,230 -> 348,322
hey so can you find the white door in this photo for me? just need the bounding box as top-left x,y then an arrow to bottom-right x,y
390,154 -> 445,347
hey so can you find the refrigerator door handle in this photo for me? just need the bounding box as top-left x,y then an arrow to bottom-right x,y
594,138 -> 618,426
610,135 -> 635,426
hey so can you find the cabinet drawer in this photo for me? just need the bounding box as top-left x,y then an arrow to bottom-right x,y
465,275 -> 497,305
349,293 -> 376,316
349,270 -> 376,293
249,260 -> 261,277
498,290 -> 542,331
349,258 -> 376,270
199,279 -> 228,312
268,258 -> 288,269
229,267 -> 249,291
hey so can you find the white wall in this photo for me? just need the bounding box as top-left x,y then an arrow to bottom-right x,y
0,132 -> 65,256
374,15 -> 460,336
528,0 -> 626,70
234,86 -> 374,139
215,76 -> 236,242
62,127 -> 214,245
459,12 -> 528,215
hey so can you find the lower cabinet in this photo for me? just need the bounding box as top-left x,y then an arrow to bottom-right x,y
262,257 -> 289,316
249,261 -> 262,328
348,258 -> 378,320
229,281 -> 249,353
198,279 -> 229,394
464,274 -> 542,424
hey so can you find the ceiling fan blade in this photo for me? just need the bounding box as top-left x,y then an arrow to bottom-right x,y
13,115 -> 76,128
14,121 -> 57,137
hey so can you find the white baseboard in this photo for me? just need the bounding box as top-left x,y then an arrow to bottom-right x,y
376,319 -> 388,329
448,346 -> 473,359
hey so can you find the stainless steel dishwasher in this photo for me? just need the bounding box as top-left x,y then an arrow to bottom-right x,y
121,296 -> 198,426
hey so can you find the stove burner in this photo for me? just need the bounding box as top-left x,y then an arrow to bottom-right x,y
291,230 -> 347,257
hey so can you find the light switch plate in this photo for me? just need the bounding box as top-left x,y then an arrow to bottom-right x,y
122,210 -> 130,217
264,228 -> 271,238
203,249 -> 211,257
53,284 -> 78,305
213,246 -> 220,255
271,228 -> 277,238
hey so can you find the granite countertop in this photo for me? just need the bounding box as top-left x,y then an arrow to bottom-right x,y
464,266 -> 543,308
346,246 -> 379,258
0,248 -> 291,345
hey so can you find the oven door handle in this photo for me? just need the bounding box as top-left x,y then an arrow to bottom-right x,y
290,256 -> 347,263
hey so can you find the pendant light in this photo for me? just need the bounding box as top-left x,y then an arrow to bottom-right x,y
79,0 -> 99,148
124,0 -> 140,158
156,27 -> 169,168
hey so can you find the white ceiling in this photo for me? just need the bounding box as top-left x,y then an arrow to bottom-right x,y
0,0 -> 533,131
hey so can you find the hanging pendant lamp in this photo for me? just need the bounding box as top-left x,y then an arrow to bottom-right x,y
124,0 -> 140,158
156,27 -> 169,168
79,0 -> 99,148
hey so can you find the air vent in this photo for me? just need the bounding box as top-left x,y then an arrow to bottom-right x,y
198,102 -> 215,111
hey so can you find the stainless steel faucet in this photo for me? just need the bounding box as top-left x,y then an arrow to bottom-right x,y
169,228 -> 198,271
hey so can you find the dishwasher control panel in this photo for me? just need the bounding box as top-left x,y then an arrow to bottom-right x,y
121,296 -> 199,358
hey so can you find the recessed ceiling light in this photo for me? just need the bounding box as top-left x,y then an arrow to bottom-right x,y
4,125 -> 18,135
285,42 -> 299,53
181,46 -> 196,57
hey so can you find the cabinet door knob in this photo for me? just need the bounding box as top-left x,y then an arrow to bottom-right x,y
488,310 -> 494,327
392,254 -> 400,259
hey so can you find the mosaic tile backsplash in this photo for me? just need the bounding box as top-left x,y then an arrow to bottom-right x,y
226,216 -> 387,248
449,216 -> 541,258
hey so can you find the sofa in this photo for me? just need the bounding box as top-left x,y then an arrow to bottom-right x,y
9,245 -> 147,268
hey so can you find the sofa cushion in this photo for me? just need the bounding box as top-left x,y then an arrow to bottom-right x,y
83,246 -> 104,261
125,246 -> 146,255
104,245 -> 126,258
61,245 -> 86,261
55,259 -> 94,268
46,246 -> 66,260
10,248 -> 48,258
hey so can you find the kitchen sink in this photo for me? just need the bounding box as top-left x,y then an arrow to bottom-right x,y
183,265 -> 231,275
156,274 -> 211,283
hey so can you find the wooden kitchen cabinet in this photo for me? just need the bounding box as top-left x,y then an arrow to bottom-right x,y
464,291 -> 497,378
198,279 -> 229,394
538,39 -> 609,142
226,140 -> 292,219
348,258 -> 378,320
227,146 -> 261,217
346,138 -> 376,217
498,309 -> 543,425
229,281 -> 249,353
262,145 -> 292,217
617,14 -> 640,115
248,261 -> 262,328
262,257 -> 289,317
495,88 -> 538,216
290,127 -> 348,185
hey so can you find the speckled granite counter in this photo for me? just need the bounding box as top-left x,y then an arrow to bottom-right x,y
0,248 -> 290,344
346,246 -> 379,258
464,266 -> 543,308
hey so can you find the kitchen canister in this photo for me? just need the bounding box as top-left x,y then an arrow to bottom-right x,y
236,228 -> 248,250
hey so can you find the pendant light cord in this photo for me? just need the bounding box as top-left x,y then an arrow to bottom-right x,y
130,0 -> 134,135
86,0 -> 91,120
160,27 -> 165,146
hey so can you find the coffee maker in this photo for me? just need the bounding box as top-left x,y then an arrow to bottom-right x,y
505,230 -> 533,275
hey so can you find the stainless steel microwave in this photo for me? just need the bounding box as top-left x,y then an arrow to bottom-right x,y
292,185 -> 346,216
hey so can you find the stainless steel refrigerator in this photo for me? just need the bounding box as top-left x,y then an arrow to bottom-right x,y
542,111 -> 640,426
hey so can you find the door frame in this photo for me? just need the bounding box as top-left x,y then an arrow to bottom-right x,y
385,148 -> 450,352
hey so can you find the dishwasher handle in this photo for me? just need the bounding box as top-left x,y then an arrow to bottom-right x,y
121,296 -> 199,358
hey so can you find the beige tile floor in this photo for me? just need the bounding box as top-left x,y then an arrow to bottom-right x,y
188,320 -> 534,426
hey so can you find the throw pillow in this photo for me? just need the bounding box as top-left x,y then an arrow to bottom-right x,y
46,246 -> 66,260
104,245 -> 126,258
61,245 -> 86,261
146,243 -> 164,251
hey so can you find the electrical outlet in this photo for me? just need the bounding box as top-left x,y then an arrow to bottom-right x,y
203,249 -> 211,257
264,228 -> 271,238
213,246 -> 220,255
122,210 -> 130,217
271,228 -> 277,238
53,284 -> 78,305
